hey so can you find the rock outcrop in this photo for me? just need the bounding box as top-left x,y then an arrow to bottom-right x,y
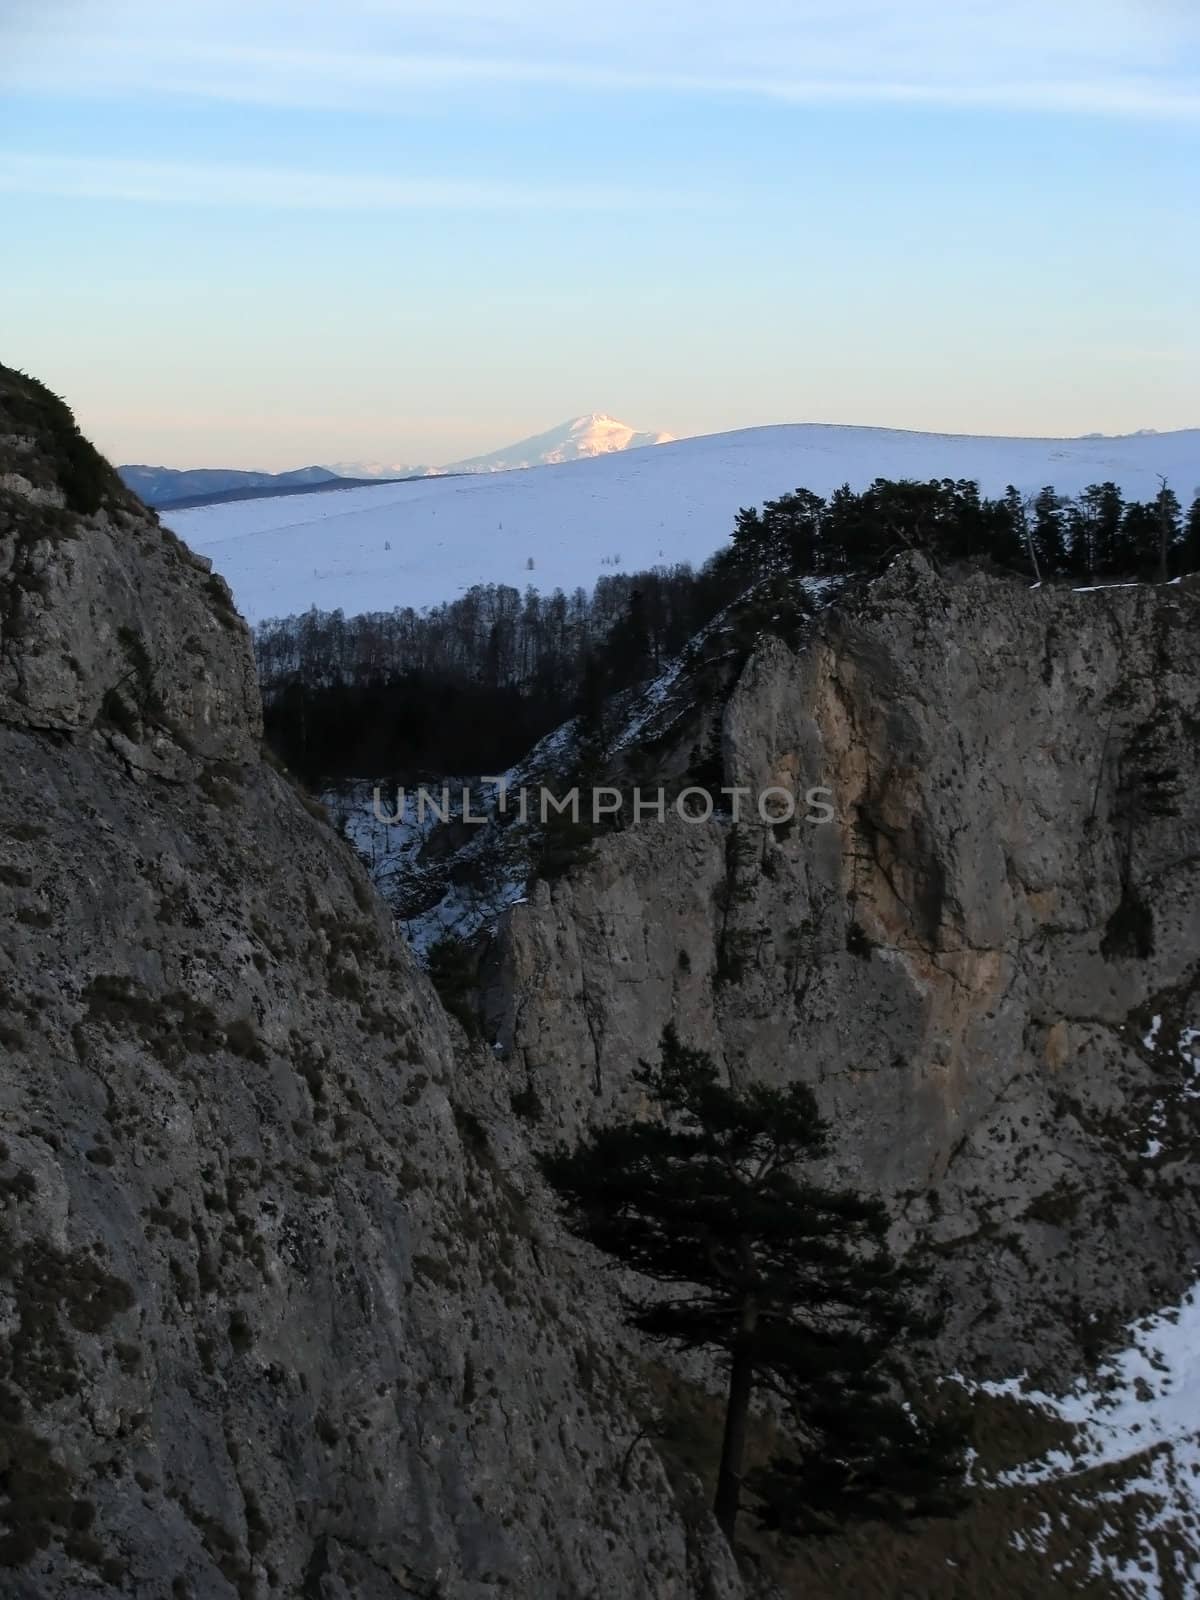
0,366 -> 742,1598
486,557 -> 1200,1378
0,375 -> 257,768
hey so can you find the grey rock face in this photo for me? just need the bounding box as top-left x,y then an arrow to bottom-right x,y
0,367 -> 743,1599
488,558 -> 1200,1377
0,372 -> 258,766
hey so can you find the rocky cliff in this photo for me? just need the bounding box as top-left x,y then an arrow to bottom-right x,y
466,557 -> 1200,1592
486,558 -> 1200,1384
6,362 -> 1200,1598
0,367 -> 742,1598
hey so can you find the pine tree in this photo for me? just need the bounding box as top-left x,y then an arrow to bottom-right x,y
1072,482 -> 1125,577
998,485 -> 1033,575
1095,481 -> 1127,574
1155,481 -> 1183,581
575,649 -> 609,744
1119,501 -> 1162,579
727,504 -> 771,573
540,1027 -> 966,1544
1032,486 -> 1067,577
770,487 -> 825,573
821,483 -> 871,572
1184,493 -> 1200,575
946,478 -> 989,561
860,477 -> 952,561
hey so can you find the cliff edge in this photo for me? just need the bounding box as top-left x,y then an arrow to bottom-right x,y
0,366 -> 741,1598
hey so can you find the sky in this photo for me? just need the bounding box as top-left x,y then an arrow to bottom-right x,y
1,0 -> 1198,470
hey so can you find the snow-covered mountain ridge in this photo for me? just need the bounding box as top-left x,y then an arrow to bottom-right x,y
442,412 -> 674,473
323,413 -> 671,480
167,420 -> 1200,624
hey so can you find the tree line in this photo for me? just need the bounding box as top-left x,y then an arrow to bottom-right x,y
716,476 -> 1198,585
255,477 -> 1200,785
254,565 -> 723,783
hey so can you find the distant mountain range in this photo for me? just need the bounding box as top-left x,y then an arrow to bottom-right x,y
117,463 -> 344,508
164,421 -> 1200,625
128,415 -> 1181,514
120,415 -> 672,507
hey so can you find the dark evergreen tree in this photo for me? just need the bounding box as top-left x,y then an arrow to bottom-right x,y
997,485 -> 1033,575
726,504 -> 770,574
575,649 -> 609,744
859,477 -> 951,561
540,1027 -> 966,1544
946,477 -> 989,561
1120,501 -> 1164,580
1031,486 -> 1067,577
762,487 -> 824,573
821,482 -> 872,571
1071,482 -> 1125,578
604,584 -> 653,687
1184,493 -> 1200,575
1095,481 -> 1127,573
1155,482 -> 1183,581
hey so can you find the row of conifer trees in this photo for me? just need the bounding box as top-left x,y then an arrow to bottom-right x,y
255,475 -> 1199,784
717,476 -> 1198,584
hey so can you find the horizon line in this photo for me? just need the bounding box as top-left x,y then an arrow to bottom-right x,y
117,418 -> 1200,477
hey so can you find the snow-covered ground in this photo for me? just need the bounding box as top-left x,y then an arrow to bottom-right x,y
166,422 -> 1200,624
1138,1016 -> 1200,1161
327,779 -> 523,958
970,1271 -> 1200,1599
957,1013 -> 1200,1595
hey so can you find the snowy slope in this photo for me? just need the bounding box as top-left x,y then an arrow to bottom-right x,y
972,1291 -> 1200,1591
443,412 -> 673,472
167,422 -> 1200,624
947,1014 -> 1200,1595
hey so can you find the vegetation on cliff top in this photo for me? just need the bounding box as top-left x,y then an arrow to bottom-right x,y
254,473 -> 1200,787
0,364 -> 129,518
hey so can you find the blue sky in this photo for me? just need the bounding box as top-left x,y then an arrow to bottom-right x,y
2,0 -> 1197,468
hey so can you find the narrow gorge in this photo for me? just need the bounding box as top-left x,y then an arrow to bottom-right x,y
2,363 -> 1199,1597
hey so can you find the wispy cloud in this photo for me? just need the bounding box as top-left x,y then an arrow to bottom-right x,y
0,152 -> 703,211
3,0 -> 1198,121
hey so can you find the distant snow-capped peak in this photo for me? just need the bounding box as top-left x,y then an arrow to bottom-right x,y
323,417 -> 674,481
561,413 -> 676,456
443,414 -> 675,474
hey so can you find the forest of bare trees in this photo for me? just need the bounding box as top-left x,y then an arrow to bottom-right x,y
254,476 -> 1200,785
